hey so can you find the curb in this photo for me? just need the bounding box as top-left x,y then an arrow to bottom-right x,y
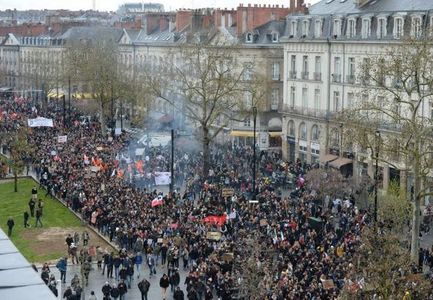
0,174 -> 120,262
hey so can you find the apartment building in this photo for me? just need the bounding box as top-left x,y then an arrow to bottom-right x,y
281,0 -> 433,189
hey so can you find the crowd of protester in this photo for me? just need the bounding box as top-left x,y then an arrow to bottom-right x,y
1,95 -> 432,299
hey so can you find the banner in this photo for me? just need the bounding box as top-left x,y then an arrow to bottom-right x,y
57,135 -> 67,143
28,117 -> 53,127
203,215 -> 227,226
154,172 -> 171,185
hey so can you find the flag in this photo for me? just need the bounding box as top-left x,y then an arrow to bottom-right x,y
151,195 -> 164,207
135,160 -> 144,173
203,215 -> 227,226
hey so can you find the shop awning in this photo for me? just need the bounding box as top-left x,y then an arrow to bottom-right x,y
320,154 -> 338,163
47,91 -> 65,98
269,131 -> 282,137
329,157 -> 353,169
230,130 -> 256,137
72,93 -> 94,100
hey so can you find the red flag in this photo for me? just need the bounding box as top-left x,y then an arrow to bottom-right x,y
151,195 -> 164,207
203,215 -> 227,226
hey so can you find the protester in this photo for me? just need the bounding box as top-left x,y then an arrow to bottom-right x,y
6,216 -> 14,236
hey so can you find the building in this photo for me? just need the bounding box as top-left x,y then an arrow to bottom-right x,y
281,0 -> 433,188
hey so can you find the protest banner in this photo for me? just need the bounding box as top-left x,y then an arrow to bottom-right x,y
154,172 -> 171,185
57,135 -> 67,143
28,117 -> 54,127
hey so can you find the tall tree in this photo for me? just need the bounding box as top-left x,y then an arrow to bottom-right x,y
66,32 -> 125,136
144,43 -> 267,176
341,37 -> 433,263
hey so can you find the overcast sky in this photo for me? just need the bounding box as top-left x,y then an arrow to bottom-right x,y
0,0 -> 320,12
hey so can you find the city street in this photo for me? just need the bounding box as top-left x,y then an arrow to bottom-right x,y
50,260 -> 188,300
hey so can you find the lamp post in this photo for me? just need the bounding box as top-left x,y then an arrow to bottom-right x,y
339,122 -> 344,157
68,76 -> 71,126
170,129 -> 174,194
252,106 -> 257,200
374,130 -> 381,224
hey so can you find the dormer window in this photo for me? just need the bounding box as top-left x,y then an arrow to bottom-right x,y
411,16 -> 422,38
347,18 -> 356,38
361,18 -> 371,39
314,19 -> 322,37
272,32 -> 279,42
246,32 -> 253,43
290,20 -> 297,37
302,20 -> 309,37
377,17 -> 387,39
333,19 -> 342,37
393,17 -> 404,39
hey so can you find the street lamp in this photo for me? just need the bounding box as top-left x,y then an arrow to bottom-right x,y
339,122 -> 344,157
252,106 -> 258,201
374,130 -> 381,224
170,129 -> 174,194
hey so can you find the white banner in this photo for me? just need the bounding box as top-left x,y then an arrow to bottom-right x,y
28,117 -> 54,127
57,135 -> 67,143
154,172 -> 171,186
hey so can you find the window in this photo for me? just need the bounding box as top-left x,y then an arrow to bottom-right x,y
244,91 -> 253,108
243,64 -> 252,81
333,56 -> 341,82
314,89 -> 320,110
302,20 -> 309,37
244,117 -> 251,127
314,19 -> 322,37
333,91 -> 340,111
271,62 -> 280,80
288,120 -> 295,136
299,123 -> 307,140
272,32 -> 279,42
314,56 -> 322,81
302,56 -> 308,79
302,88 -> 308,107
333,19 -> 341,37
347,92 -> 354,109
411,16 -> 422,38
331,129 -> 340,148
394,17 -> 404,39
290,55 -> 296,79
290,86 -> 296,107
311,125 -> 319,141
377,17 -> 387,38
246,32 -> 253,43
347,18 -> 356,38
347,57 -> 355,83
271,89 -> 279,110
290,20 -> 297,37
362,18 -> 371,38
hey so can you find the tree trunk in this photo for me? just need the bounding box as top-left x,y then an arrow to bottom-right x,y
410,151 -> 421,263
99,99 -> 107,137
14,170 -> 18,192
202,126 -> 210,178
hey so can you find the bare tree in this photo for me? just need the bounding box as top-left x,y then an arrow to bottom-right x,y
341,37 -> 433,263
0,127 -> 34,192
66,34 -> 129,136
144,42 -> 267,176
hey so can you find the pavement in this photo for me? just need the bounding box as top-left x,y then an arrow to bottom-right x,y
50,261 -> 188,300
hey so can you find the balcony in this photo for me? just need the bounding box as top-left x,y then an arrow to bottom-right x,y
346,74 -> 356,84
289,71 -> 297,79
301,71 -> 309,80
282,105 -> 335,119
332,73 -> 342,83
313,72 -> 322,81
